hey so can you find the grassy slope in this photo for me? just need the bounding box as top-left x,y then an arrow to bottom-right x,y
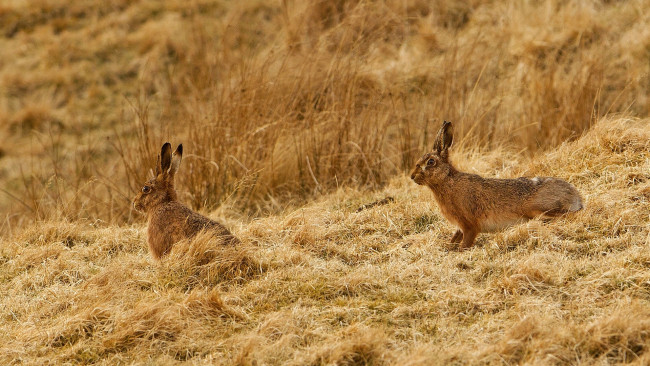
1,117 -> 649,365
1,0 -> 650,364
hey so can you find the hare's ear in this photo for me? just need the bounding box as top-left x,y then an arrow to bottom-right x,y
168,144 -> 183,179
433,121 -> 453,157
160,142 -> 172,175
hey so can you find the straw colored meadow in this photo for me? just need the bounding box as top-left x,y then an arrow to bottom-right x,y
1,1 -> 649,364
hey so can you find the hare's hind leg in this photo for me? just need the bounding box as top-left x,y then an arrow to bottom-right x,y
527,179 -> 583,217
442,230 -> 464,251
459,227 -> 478,250
527,199 -> 581,218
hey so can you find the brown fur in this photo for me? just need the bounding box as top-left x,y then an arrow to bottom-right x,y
133,143 -> 238,260
411,121 -> 583,249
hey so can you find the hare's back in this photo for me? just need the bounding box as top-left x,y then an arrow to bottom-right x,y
183,208 -> 238,243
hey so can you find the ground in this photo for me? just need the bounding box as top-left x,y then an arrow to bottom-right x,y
1,118 -> 649,365
1,1 -> 650,365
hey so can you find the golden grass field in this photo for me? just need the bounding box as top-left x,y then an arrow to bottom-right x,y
1,0 -> 650,364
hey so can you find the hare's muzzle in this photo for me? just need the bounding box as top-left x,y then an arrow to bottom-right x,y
133,198 -> 143,212
411,171 -> 424,185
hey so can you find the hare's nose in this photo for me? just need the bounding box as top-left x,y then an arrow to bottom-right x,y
411,168 -> 418,180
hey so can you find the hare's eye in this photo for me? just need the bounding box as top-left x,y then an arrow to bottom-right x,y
427,159 -> 436,166
142,186 -> 151,194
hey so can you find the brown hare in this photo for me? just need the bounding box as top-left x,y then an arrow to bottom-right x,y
411,121 -> 583,250
133,142 -> 238,260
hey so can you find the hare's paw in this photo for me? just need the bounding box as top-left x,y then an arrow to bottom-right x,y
450,230 -> 463,243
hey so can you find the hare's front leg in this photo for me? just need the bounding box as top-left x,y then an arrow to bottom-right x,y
450,230 -> 463,243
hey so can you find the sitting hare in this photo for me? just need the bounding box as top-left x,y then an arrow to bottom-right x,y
133,142 -> 238,259
411,121 -> 583,249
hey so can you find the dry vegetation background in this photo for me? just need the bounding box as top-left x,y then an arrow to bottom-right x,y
1,0 -> 649,364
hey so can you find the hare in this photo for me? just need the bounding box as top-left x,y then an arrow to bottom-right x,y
133,142 -> 238,259
410,121 -> 583,250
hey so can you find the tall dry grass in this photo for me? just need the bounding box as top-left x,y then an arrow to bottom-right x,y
1,0 -> 649,232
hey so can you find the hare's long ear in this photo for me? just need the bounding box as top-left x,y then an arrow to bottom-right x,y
433,121 -> 453,158
168,144 -> 183,180
160,142 -> 172,176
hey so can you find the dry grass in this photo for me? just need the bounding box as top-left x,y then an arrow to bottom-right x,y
1,0 -> 649,229
1,0 -> 650,364
1,117 -> 649,364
